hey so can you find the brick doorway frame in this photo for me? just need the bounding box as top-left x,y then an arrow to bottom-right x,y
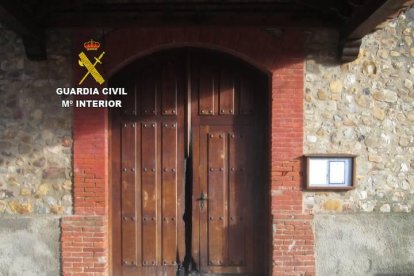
62,27 -> 314,276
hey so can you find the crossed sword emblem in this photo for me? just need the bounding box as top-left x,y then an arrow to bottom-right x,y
78,51 -> 105,85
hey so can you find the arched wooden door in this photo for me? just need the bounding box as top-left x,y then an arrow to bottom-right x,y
110,49 -> 269,275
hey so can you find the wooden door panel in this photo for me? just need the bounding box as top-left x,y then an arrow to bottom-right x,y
197,62 -> 217,116
111,54 -> 186,275
122,82 -> 137,116
218,68 -> 235,115
161,122 -> 178,266
206,131 -> 228,267
228,131 -> 247,267
121,122 -> 138,266
192,50 -> 267,275
140,74 -> 158,116
161,63 -> 178,116
239,75 -> 256,115
141,122 -> 158,266
198,126 -> 263,274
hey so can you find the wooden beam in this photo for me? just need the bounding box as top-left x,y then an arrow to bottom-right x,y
44,2 -> 340,28
344,0 -> 407,39
339,0 -> 411,61
0,0 -> 46,60
0,0 -> 35,37
339,38 -> 362,62
46,12 -> 338,28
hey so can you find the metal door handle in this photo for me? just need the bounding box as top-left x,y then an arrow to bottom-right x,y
198,192 -> 208,210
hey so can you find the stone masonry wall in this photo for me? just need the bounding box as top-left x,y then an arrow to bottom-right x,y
0,26 -> 73,215
304,7 -> 414,213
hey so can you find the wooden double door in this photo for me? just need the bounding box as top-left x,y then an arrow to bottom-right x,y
110,49 -> 268,275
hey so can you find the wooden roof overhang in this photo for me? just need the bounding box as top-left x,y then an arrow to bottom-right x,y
0,0 -> 412,62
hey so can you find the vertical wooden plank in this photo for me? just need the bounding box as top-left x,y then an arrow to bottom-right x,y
228,130 -> 246,266
135,122 -> 142,268
239,74 -> 255,115
161,122 -> 178,265
193,125 -> 204,268
156,117 -> 162,267
122,82 -> 137,116
241,126 -> 262,272
140,73 -> 157,116
121,122 -> 137,265
219,67 -> 235,115
198,64 -> 216,116
174,55 -> 186,266
161,62 -> 178,116
141,122 -> 158,266
207,131 -> 228,267
247,126 -> 266,272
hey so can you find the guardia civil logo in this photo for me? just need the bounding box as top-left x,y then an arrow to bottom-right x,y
56,39 -> 126,108
78,39 -> 105,85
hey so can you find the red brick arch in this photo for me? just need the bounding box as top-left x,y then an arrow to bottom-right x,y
62,27 -> 314,276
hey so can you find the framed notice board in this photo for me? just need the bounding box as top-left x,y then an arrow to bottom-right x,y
304,154 -> 357,190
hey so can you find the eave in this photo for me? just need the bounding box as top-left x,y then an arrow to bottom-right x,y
0,0 -> 412,62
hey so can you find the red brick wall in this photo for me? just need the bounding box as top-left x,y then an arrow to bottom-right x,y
63,27 -> 314,276
272,60 -> 315,275
62,101 -> 109,275
62,216 -> 108,275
